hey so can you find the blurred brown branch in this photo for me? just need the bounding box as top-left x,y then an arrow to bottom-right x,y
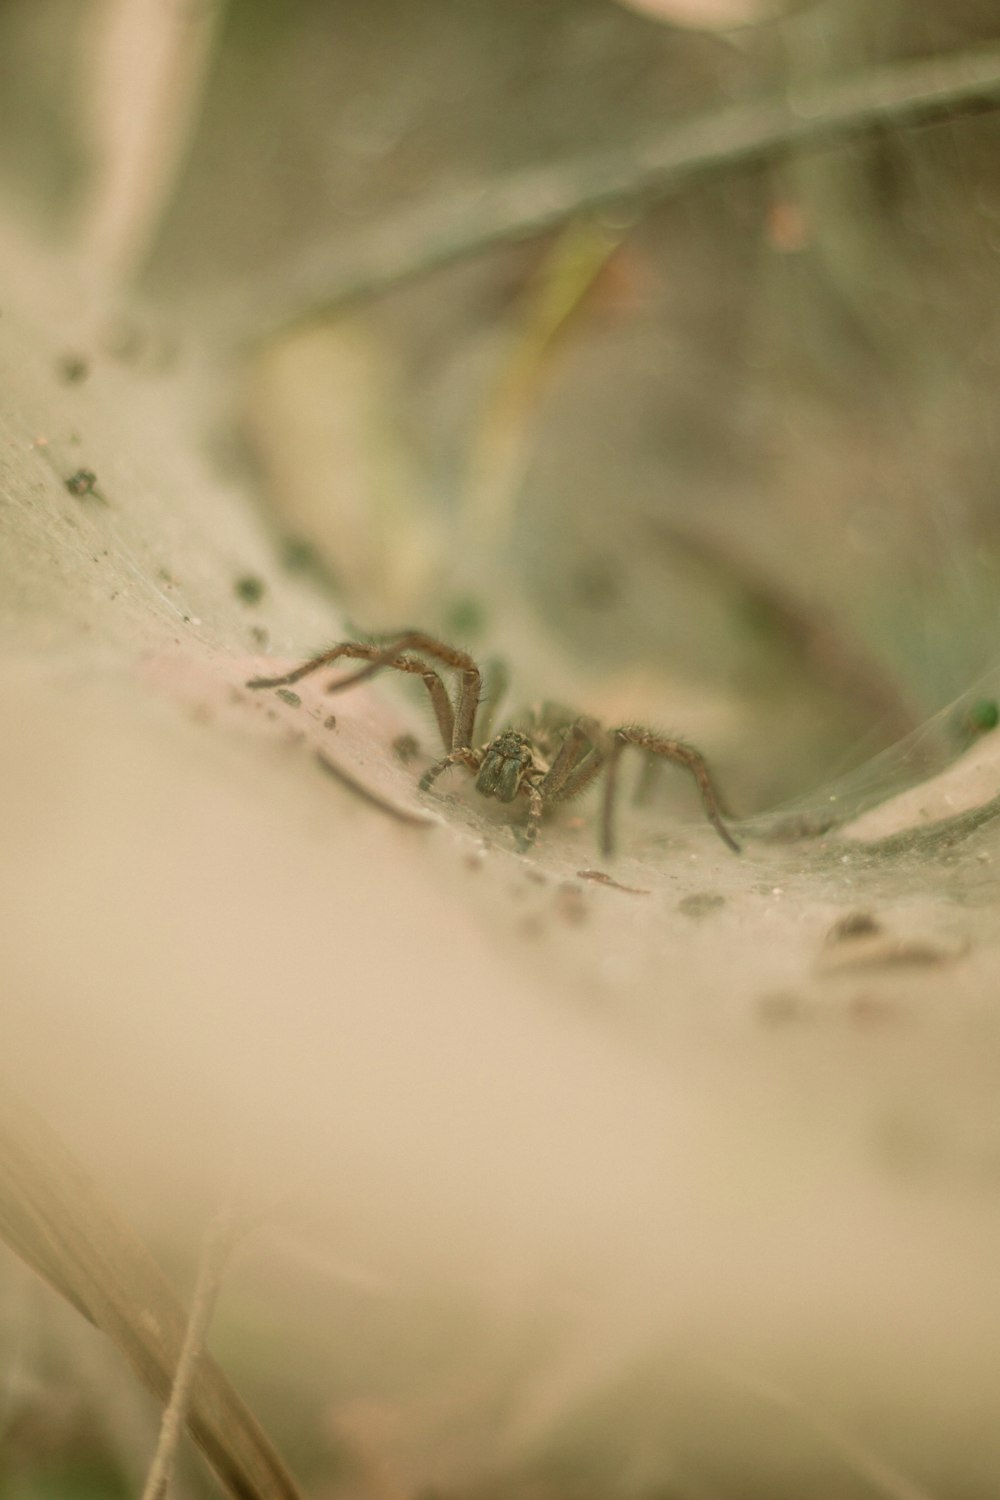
209,41 -> 1000,348
139,1178 -> 242,1500
0,1087 -> 303,1500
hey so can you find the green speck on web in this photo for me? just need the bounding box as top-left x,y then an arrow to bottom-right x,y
234,574 -> 266,604
969,698 -> 999,732
444,596 -> 488,640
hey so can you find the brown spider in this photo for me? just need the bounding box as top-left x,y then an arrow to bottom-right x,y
247,631 -> 739,854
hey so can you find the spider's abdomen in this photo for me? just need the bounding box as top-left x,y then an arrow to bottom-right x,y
475,730 -> 532,804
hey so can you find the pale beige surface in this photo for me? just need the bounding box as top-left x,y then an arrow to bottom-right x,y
4,232 -> 1000,1496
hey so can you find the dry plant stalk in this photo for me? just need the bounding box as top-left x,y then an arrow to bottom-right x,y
140,1179 -> 241,1500
0,1087 -> 302,1500
214,41 -> 1000,344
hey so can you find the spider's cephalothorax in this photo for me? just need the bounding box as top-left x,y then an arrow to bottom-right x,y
247,631 -> 739,855
474,729 -> 537,804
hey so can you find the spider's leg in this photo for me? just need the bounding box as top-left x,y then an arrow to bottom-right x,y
419,747 -> 480,793
600,735 -> 625,857
604,727 -> 739,855
517,782 -> 545,849
246,642 -> 363,690
320,633 -> 482,752
553,746 -> 605,802
249,640 -> 457,756
329,650 -> 458,756
539,717 -> 608,804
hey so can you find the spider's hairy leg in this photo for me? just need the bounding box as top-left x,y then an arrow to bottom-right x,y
601,726 -> 740,856
539,716 -> 608,803
319,633 -> 483,752
556,746 -> 605,802
246,643 -> 363,690
518,782 -> 545,849
249,639 -> 458,756
419,747 -> 481,794
326,649 -> 458,757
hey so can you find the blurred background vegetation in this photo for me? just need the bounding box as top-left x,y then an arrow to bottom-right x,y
5,0 -> 1000,816
4,0 -> 1000,1493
